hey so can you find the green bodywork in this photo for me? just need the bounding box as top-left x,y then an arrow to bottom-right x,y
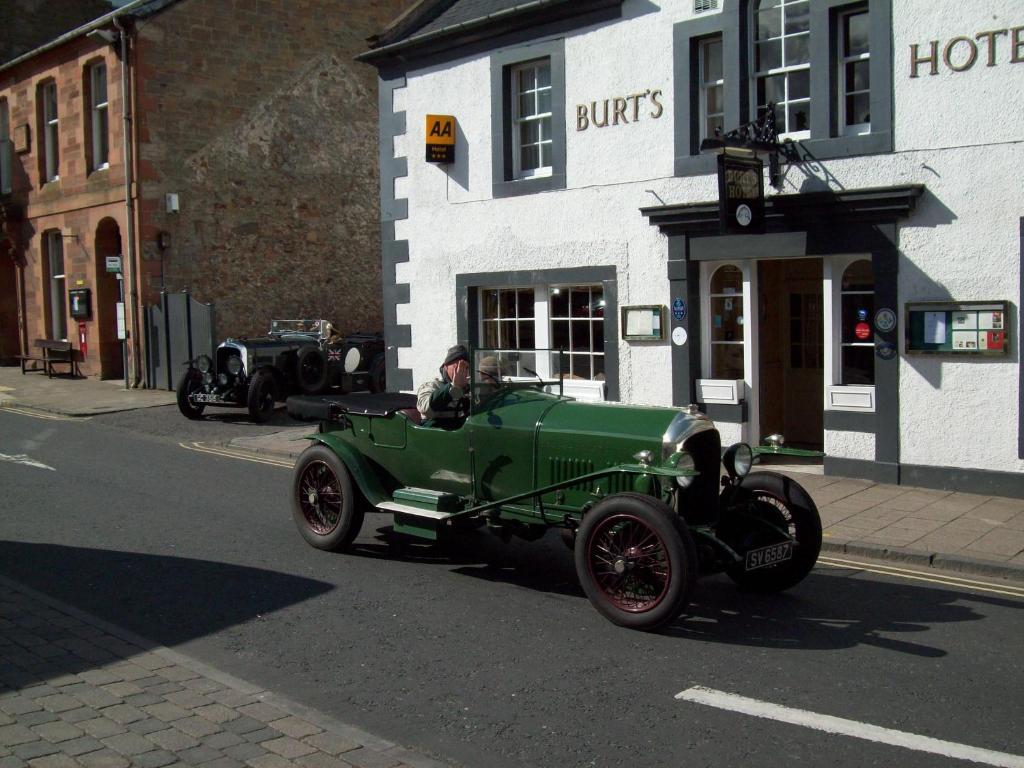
309,384 -> 702,539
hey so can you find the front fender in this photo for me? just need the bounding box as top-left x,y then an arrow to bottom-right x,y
307,433 -> 389,507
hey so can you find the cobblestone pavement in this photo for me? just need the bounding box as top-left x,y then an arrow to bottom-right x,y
0,578 -> 448,768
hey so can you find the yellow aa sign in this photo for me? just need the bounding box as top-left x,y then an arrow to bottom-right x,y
425,114 -> 456,163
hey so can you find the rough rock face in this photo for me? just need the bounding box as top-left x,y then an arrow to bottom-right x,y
0,0 -> 113,63
134,1 -> 412,340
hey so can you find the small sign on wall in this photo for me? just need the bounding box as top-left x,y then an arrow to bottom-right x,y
425,114 -> 455,163
905,300 -> 1009,355
621,305 -> 666,341
717,154 -> 765,235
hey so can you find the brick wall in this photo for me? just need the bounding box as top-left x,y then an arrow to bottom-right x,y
136,0 -> 415,341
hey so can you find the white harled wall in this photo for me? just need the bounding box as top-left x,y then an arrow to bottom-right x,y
392,0 -> 1023,476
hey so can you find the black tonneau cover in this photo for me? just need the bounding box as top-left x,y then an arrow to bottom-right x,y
287,392 -> 417,421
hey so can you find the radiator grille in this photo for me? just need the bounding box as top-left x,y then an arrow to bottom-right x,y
678,429 -> 722,524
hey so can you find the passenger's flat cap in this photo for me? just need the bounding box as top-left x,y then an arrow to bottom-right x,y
443,344 -> 469,365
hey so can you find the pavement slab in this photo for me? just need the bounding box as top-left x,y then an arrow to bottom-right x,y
0,577 -> 450,768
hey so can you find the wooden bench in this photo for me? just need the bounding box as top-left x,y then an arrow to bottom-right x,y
18,339 -> 77,378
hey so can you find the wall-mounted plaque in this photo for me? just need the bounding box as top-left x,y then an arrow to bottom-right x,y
621,305 -> 666,341
905,301 -> 1009,355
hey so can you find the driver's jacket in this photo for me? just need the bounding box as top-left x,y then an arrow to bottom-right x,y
415,377 -> 467,423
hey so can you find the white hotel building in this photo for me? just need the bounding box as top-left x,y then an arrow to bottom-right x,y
358,0 -> 1024,496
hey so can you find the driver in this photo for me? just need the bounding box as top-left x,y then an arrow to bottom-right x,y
416,344 -> 470,428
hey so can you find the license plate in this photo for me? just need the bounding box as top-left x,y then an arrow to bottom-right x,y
745,541 -> 793,571
192,393 -> 225,403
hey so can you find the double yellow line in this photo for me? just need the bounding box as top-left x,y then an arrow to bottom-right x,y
178,441 -> 294,468
0,405 -> 85,421
819,555 -> 1024,598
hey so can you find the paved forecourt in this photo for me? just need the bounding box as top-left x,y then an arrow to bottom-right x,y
0,577 -> 448,768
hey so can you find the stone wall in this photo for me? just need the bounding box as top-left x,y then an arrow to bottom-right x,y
135,0 -> 414,340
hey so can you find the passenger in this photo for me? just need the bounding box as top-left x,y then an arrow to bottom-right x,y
416,344 -> 470,428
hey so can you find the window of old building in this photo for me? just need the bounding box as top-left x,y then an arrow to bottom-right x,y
40,81 -> 60,182
87,62 -> 110,171
839,259 -> 874,385
699,37 -> 724,143
708,264 -> 745,379
549,285 -> 605,382
44,231 -> 68,340
839,8 -> 870,135
510,59 -> 553,180
0,99 -> 10,194
753,0 -> 811,138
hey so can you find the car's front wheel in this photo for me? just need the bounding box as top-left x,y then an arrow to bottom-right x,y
291,444 -> 364,551
297,346 -> 328,394
176,369 -> 205,420
247,369 -> 277,423
574,493 -> 697,631
718,472 -> 822,593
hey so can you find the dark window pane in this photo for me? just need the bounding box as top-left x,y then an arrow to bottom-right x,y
784,2 -> 809,34
841,294 -> 875,343
551,319 -> 570,349
570,289 -> 590,318
758,73 -> 785,106
520,145 -> 539,171
592,355 -> 605,381
590,289 -> 605,318
845,12 -> 870,56
707,84 -> 723,115
842,345 -> 874,385
789,68 -> 810,100
517,289 -> 534,318
711,297 -> 744,342
520,120 -> 539,144
501,320 -> 518,349
788,101 -> 810,132
846,93 -> 870,125
756,7 -> 781,40
848,60 -> 870,91
482,289 -> 498,319
550,288 -> 568,317
501,290 -> 517,318
519,93 -> 535,118
711,344 -> 744,379
537,63 -> 550,88
573,355 -> 592,380
785,34 -> 809,66
756,39 -> 781,71
517,68 -> 534,93
540,142 -> 552,168
519,321 -> 535,349
842,260 -> 873,291
483,320 -> 499,348
710,264 -> 742,294
704,39 -> 723,81
571,320 -> 590,351
592,321 -> 604,353
552,351 -> 570,376
706,115 -> 724,139
538,90 -> 551,115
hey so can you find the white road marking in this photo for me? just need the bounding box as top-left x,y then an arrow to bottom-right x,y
818,557 -> 1024,599
675,686 -> 1024,768
0,453 -> 56,471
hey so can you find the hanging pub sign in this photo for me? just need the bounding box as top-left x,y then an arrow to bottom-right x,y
425,114 -> 456,163
717,153 -> 765,235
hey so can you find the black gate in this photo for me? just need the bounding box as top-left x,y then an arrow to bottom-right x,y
145,291 -> 215,390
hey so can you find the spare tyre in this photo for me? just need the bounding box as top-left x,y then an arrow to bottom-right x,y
297,346 -> 329,394
368,353 -> 386,393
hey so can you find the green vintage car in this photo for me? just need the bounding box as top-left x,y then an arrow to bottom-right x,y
286,349 -> 822,631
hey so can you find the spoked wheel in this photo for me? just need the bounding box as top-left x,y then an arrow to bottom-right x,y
575,493 -> 696,631
175,369 -> 205,420
247,369 -> 277,423
719,472 -> 822,593
291,444 -> 364,551
297,346 -> 328,394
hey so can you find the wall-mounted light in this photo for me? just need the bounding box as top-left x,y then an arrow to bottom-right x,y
157,231 -> 171,250
165,193 -> 179,213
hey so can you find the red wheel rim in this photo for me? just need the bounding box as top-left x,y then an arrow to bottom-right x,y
586,514 -> 671,612
298,460 -> 342,535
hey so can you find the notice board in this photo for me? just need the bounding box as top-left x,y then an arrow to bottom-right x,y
905,301 -> 1009,355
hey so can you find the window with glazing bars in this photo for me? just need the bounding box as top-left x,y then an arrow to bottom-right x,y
753,0 -> 810,137
511,59 -> 552,179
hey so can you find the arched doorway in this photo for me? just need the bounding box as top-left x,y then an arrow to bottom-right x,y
94,218 -> 124,379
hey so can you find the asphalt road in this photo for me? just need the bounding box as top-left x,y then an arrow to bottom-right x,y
1,405 -> 1022,768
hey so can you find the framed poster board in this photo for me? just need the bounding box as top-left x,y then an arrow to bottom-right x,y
621,305 -> 666,341
905,301 -> 1009,356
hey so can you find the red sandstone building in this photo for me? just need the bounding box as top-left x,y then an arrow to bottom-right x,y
0,0 -> 409,383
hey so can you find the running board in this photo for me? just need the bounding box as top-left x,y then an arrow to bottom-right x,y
377,500 -> 454,541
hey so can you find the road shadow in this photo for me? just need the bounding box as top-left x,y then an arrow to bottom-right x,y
0,541 -> 333,689
352,527 -> 1009,656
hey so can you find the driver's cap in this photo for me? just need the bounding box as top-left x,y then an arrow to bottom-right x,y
443,344 -> 469,365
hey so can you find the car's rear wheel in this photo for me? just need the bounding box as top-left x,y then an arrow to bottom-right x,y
718,472 -> 822,593
297,346 -> 329,394
574,493 -> 696,631
176,369 -> 205,420
247,369 -> 277,423
291,444 -> 364,551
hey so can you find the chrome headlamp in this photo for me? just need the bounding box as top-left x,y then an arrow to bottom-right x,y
202,371 -> 214,385
226,355 -> 242,376
196,354 -> 212,373
723,442 -> 754,479
664,451 -> 697,488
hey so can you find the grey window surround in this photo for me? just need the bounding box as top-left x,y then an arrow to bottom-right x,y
673,0 -> 893,178
456,266 -> 619,401
490,40 -> 567,199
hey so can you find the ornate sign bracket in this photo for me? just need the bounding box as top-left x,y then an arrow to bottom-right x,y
699,103 -> 795,187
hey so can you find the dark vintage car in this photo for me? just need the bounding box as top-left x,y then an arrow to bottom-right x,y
177,320 -> 385,423
286,348 -> 822,631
